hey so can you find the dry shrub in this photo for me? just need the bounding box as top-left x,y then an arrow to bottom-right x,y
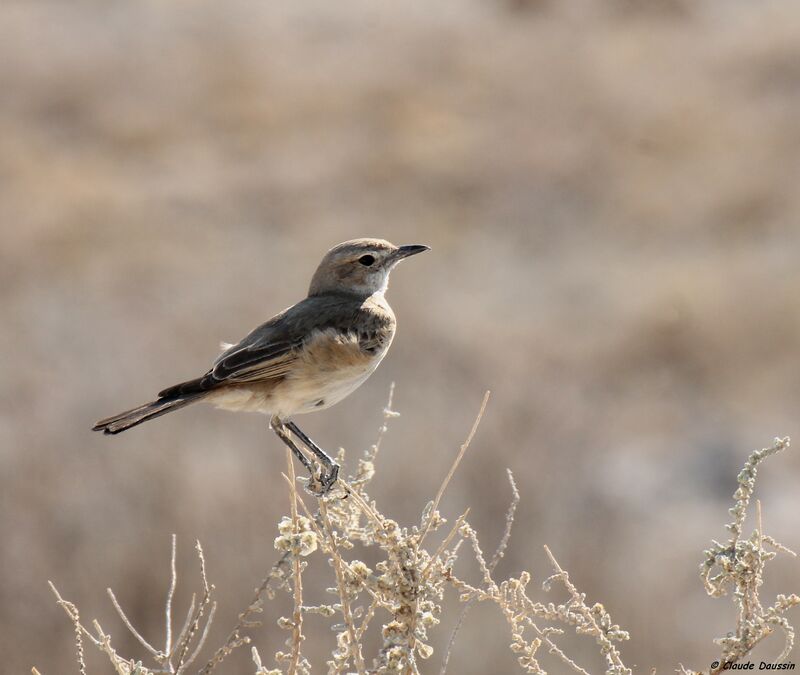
43,391 -> 797,674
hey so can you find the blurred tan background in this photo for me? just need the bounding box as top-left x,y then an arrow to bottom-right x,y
2,0 -> 800,672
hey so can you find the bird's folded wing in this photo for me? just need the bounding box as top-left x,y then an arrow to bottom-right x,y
204,295 -> 363,386
212,341 -> 298,383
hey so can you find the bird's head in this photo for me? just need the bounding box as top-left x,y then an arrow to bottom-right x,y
308,238 -> 430,298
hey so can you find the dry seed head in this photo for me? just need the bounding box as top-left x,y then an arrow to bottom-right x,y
274,516 -> 318,557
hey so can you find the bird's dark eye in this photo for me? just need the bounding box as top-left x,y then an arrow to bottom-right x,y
358,254 -> 375,266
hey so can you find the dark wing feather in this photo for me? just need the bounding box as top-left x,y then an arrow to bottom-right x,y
211,339 -> 297,382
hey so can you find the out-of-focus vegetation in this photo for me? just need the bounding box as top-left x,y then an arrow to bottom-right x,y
45,408 -> 799,675
2,1 -> 799,672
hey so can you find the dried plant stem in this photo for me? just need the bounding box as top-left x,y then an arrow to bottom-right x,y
356,597 -> 380,641
174,541 -> 213,672
699,437 -> 799,672
339,478 -> 384,529
543,545 -> 629,674
441,469 -> 519,674
165,533 -> 177,657
319,498 -> 368,675
370,381 -> 396,462
489,470 -> 520,571
45,389 -> 797,675
421,509 -> 470,581
48,582 -> 91,675
286,447 -> 305,675
291,487 -> 385,612
200,553 -> 292,674
182,601 -> 216,673
419,391 -> 490,546
708,631 -> 774,675
107,587 -> 162,660
172,594 -> 196,659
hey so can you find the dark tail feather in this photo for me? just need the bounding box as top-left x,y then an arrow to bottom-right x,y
92,394 -> 203,435
158,375 -> 209,399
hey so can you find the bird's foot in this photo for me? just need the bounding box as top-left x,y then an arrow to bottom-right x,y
302,461 -> 339,496
281,420 -> 341,496
321,461 -> 339,493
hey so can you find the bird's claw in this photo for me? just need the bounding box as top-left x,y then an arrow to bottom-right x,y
303,462 -> 340,496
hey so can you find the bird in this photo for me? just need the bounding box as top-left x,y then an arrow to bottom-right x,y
92,238 -> 429,493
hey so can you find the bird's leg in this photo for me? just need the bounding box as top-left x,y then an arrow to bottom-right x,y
270,417 -> 317,482
286,420 -> 340,493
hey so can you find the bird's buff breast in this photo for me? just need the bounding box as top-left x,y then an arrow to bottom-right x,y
208,327 -> 393,417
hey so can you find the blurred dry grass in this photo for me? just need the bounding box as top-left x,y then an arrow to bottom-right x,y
42,423 -> 799,675
1,0 -> 800,672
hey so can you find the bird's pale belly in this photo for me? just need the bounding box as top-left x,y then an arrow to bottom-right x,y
280,362 -> 380,415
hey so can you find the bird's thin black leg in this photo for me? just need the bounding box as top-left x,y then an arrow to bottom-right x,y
286,420 -> 340,492
271,418 -> 316,478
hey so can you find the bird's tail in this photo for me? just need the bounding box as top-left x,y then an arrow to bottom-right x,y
92,393 -> 203,435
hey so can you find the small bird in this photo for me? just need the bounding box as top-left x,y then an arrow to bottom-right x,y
93,238 -> 429,492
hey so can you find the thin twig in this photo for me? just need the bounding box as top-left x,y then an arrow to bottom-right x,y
175,541 -> 213,672
166,533 -> 178,658
522,614 -> 592,675
356,597 -> 380,641
338,479 -> 384,530
91,619 -> 129,671
178,602 -> 217,674
319,499 -> 368,675
756,499 -> 763,547
441,469 -> 519,674
172,594 -> 196,659
199,553 -> 292,674
420,509 -> 470,581
419,391 -> 490,546
369,382 -> 397,463
288,484 -> 388,671
107,587 -> 162,660
48,582 -> 93,674
286,448 -> 305,675
292,485 -> 385,611
489,470 -> 520,570
544,545 -> 628,672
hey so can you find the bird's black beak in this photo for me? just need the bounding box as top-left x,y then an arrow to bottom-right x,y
395,244 -> 431,260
